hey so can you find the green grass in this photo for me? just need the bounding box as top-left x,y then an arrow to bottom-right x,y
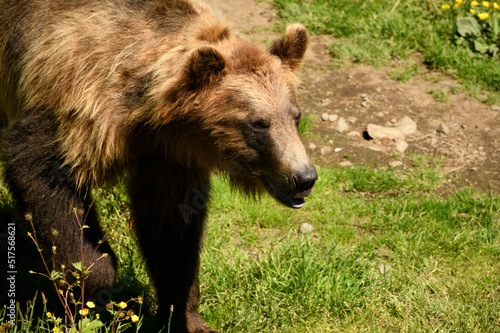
2,157 -> 500,331
272,0 -> 500,104
200,162 -> 500,332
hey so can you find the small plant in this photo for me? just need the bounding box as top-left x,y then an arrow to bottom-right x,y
441,0 -> 500,55
23,192 -> 145,332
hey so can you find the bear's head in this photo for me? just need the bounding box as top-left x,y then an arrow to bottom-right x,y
172,24 -> 317,208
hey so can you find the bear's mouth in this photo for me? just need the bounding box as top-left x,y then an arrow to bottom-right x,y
273,192 -> 306,209
261,176 -> 313,209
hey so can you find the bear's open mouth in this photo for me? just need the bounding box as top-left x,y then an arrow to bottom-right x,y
260,175 -> 314,209
274,192 -> 306,209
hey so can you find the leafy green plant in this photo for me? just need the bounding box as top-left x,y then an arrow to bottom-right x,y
442,0 -> 500,55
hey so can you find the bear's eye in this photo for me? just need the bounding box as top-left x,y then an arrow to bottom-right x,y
251,120 -> 270,130
294,111 -> 302,126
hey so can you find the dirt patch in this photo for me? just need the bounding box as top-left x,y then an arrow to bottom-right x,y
204,0 -> 500,192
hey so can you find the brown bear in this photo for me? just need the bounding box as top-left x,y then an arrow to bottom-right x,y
0,0 -> 317,331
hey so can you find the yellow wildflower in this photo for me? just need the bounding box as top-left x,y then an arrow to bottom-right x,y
86,301 -> 95,309
118,301 -> 127,309
455,2 -> 461,7
456,0 -> 463,2
472,0 -> 479,5
53,328 -> 59,333
79,308 -> 89,316
478,12 -> 490,18
96,313 -> 100,320
494,2 -> 499,8
483,1 -> 490,6
52,246 -> 57,253
442,3 -> 451,8
470,8 -> 476,12
131,315 -> 140,323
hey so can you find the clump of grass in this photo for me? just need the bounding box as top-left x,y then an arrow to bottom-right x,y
428,87 -> 450,102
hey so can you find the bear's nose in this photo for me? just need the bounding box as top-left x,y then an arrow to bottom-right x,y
293,165 -> 318,193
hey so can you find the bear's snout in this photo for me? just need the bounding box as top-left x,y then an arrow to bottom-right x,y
293,164 -> 317,195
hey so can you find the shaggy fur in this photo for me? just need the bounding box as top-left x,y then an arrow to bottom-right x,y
0,0 -> 317,331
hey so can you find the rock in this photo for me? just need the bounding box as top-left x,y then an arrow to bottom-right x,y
396,140 -> 409,154
361,101 -> 370,108
347,131 -> 361,138
320,146 -> 332,156
347,116 -> 358,124
437,123 -> 449,135
334,147 -> 343,153
335,117 -> 349,133
397,116 -> 417,136
378,264 -> 391,275
430,136 -> 438,147
491,105 -> 500,111
321,113 -> 329,121
299,223 -> 314,234
320,98 -> 331,106
376,112 -> 384,117
366,124 -> 405,141
308,143 -> 317,150
328,114 -> 338,122
389,161 -> 403,168
340,161 -> 353,167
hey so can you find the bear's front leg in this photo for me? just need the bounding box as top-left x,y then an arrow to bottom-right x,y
129,157 -> 217,333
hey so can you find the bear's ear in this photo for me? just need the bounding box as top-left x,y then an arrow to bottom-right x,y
268,24 -> 309,72
185,47 -> 226,89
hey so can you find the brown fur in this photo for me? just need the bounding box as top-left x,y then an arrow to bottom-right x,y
0,0 -> 316,331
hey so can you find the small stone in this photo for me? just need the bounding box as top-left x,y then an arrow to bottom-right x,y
347,116 -> 358,124
491,105 -> 500,111
320,146 -> 332,156
396,140 -> 409,154
469,167 -> 478,171
378,264 -> 391,275
320,98 -> 331,106
321,113 -> 329,121
308,143 -> 317,150
361,101 -> 370,108
328,114 -> 338,122
397,116 -> 417,136
390,118 -> 397,123
376,112 -> 384,117
334,147 -> 342,153
389,161 -> 403,168
366,124 -> 405,141
437,123 -> 449,135
335,117 -> 349,133
347,131 -> 361,138
328,139 -> 334,144
340,161 -> 353,167
299,223 -> 314,234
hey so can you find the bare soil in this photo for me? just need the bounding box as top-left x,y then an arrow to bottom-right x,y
205,0 -> 500,192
